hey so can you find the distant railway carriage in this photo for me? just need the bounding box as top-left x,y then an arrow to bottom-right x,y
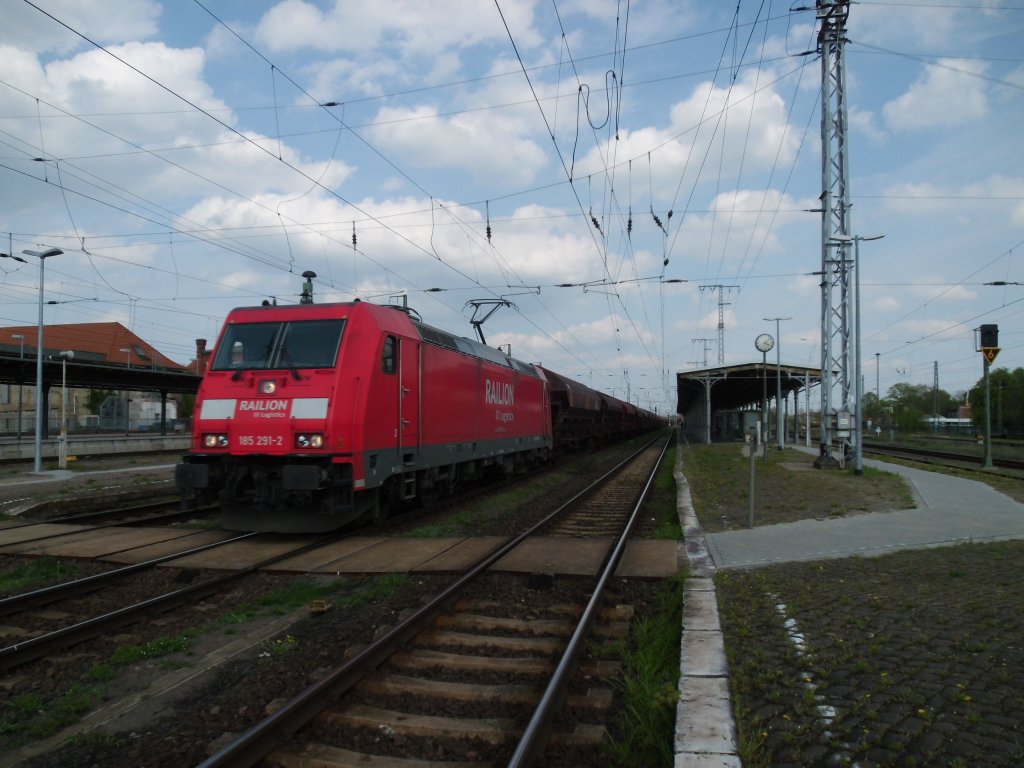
177,295 -> 661,533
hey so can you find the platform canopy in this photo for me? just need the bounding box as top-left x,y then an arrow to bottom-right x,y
677,362 -> 822,443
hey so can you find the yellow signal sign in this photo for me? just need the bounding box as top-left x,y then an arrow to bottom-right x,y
981,347 -> 1000,364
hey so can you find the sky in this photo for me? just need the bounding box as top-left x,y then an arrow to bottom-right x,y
0,0 -> 1022,416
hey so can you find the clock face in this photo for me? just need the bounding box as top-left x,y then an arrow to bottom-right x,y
755,333 -> 775,353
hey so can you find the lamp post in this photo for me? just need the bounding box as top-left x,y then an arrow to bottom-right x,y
829,234 -> 884,475
764,317 -> 791,449
23,247 -> 64,473
755,334 -> 774,461
119,347 -> 133,435
58,351 -> 74,469
11,333 -> 25,440
875,352 -> 880,400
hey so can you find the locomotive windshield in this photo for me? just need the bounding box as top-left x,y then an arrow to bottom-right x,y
211,319 -> 346,371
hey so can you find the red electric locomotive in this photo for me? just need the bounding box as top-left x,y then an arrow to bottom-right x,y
176,296 -> 552,532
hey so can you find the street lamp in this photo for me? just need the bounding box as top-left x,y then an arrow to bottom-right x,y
829,234 -> 884,475
11,333 -> 25,440
23,247 -> 63,473
755,333 -> 774,460
58,351 -> 74,469
119,346 -> 133,434
764,316 -> 792,449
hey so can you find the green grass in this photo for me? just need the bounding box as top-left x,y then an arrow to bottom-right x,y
604,572 -> 687,767
111,631 -> 198,665
680,444 -> 914,531
646,445 -> 682,539
1,685 -> 99,745
336,573 -> 407,607
221,574 -> 407,623
0,558 -> 84,596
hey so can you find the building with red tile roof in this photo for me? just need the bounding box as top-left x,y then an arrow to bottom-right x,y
1,322 -> 184,370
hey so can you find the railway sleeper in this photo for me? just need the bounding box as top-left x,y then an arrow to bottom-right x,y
387,648 -> 621,680
319,704 -> 607,748
358,673 -> 615,713
270,743 -> 491,768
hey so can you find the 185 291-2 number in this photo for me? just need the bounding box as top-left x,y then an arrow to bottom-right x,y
238,435 -> 284,447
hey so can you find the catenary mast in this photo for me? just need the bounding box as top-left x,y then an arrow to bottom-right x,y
815,0 -> 854,467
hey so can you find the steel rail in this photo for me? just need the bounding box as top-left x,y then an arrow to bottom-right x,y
196,430 -> 670,768
0,530 -> 256,617
0,504 -> 217,546
508,433 -> 670,766
0,530 -> 345,672
0,499 -> 178,532
864,443 -> 1024,472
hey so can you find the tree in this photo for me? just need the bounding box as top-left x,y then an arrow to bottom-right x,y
86,389 -> 115,415
885,382 -> 958,433
179,393 -> 195,421
970,367 -> 1024,438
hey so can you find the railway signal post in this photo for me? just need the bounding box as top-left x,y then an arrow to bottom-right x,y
978,324 -> 999,470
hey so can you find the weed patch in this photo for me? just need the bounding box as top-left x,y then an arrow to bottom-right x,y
0,558 -> 84,596
605,572 -> 686,766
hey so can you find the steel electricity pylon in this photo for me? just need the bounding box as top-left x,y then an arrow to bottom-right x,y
814,0 -> 855,468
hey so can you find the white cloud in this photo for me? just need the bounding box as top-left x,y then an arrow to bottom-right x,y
849,106 -> 885,143
907,283 -> 977,302
870,295 -> 901,312
366,103 -> 549,185
882,58 -> 988,131
0,0 -> 161,54
253,0 -> 540,57
576,66 -> 801,199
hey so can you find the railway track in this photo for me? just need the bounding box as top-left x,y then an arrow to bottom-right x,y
0,528 -> 345,671
0,499 -> 213,533
864,442 -> 1024,473
198,433 -> 671,767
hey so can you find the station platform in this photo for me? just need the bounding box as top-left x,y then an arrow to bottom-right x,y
0,434 -> 189,463
704,447 -> 1024,570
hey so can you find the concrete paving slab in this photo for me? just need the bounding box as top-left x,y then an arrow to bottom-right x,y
678,675 -> 731,704
680,629 -> 728,677
22,526 -> 207,560
0,523 -> 102,551
614,539 -> 681,578
416,536 -> 509,571
99,530 -> 241,564
289,537 -> 466,574
269,537 -> 386,574
674,755 -> 742,768
494,536 -> 612,575
674,676 -> 738,753
683,589 -> 720,631
167,536 -> 321,570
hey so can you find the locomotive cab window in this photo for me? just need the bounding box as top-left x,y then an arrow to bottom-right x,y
212,319 -> 345,371
381,335 -> 397,374
278,320 -> 345,368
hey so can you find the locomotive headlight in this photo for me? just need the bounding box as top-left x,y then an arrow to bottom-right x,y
202,433 -> 229,448
258,380 -> 277,394
295,433 -> 324,449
